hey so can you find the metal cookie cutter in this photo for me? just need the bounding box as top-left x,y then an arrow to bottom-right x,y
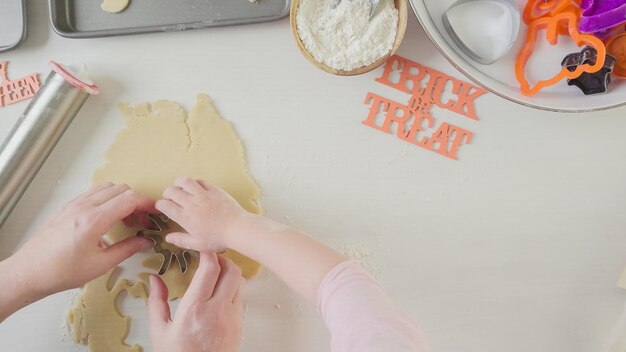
137,213 -> 198,275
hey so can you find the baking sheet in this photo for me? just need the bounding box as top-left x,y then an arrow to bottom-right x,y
49,0 -> 290,38
0,0 -> 27,52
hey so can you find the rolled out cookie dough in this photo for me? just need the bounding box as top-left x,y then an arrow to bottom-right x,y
101,0 -> 130,13
68,94 -> 262,351
92,94 -> 262,282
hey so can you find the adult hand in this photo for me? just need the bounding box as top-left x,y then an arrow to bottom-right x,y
10,183 -> 155,297
155,177 -> 250,252
149,252 -> 245,352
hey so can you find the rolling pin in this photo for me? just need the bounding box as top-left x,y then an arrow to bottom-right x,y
0,61 -> 99,227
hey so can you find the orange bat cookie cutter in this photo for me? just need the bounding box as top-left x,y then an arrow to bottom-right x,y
515,11 -> 607,96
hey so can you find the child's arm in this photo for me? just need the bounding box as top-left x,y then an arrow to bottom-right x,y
158,178 -> 429,351
227,216 -> 346,303
158,178 -> 430,352
157,177 -> 346,303
0,183 -> 154,322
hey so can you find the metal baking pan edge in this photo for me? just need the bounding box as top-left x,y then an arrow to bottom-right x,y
0,0 -> 28,53
48,1 -> 290,39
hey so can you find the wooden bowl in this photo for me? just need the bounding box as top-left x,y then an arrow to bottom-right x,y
290,0 -> 408,76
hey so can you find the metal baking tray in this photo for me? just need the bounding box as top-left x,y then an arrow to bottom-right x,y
0,0 -> 27,52
49,0 -> 290,38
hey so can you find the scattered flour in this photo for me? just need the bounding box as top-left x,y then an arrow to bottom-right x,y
59,289 -> 81,344
340,241 -> 381,277
296,0 -> 399,71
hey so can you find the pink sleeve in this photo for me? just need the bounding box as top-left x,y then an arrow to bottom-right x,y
317,261 -> 430,352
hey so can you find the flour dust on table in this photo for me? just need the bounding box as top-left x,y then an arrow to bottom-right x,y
67,94 -> 263,351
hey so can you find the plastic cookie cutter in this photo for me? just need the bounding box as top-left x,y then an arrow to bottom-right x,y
136,213 -> 199,275
523,0 -> 581,23
522,0 -> 582,35
443,0 -> 521,64
579,0 -> 626,35
606,31 -> 626,77
515,11 -> 607,96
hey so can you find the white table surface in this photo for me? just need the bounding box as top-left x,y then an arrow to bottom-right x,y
1,1 -> 626,352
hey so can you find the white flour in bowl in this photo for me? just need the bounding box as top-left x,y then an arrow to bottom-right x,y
296,0 -> 399,71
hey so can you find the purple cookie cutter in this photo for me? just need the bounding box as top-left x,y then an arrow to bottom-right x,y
579,0 -> 626,35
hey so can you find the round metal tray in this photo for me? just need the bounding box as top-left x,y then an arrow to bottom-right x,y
409,0 -> 626,112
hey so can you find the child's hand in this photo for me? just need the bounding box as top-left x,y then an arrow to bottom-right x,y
156,177 -> 247,252
10,183 -> 155,296
149,252 -> 245,352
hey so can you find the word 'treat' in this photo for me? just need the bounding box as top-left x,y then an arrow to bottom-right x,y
362,55 -> 487,160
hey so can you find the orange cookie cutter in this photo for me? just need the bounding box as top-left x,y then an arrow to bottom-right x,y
523,0 -> 581,23
606,31 -> 626,77
523,0 -> 582,35
515,11 -> 607,96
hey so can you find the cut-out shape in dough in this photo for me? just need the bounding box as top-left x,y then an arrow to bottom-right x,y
67,268 -> 147,352
101,0 -> 130,13
139,255 -> 198,301
68,94 -> 263,350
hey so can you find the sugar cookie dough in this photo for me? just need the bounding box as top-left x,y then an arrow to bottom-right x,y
67,268 -> 147,352
101,0 -> 130,13
68,94 -> 263,351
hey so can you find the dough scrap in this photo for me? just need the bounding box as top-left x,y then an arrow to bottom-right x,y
67,268 -> 147,352
101,0 -> 130,13
68,94 -> 262,350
